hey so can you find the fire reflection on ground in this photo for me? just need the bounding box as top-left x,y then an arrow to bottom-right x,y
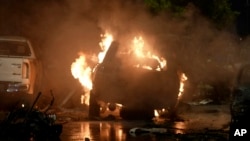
173,122 -> 186,134
99,122 -> 126,141
59,120 -> 229,141
61,121 -> 128,141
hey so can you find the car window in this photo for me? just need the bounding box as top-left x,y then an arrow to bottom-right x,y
0,41 -> 31,56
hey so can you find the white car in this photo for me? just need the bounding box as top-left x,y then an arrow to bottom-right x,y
0,36 -> 37,96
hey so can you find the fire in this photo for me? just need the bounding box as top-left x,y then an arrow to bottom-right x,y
71,54 -> 92,105
154,109 -> 160,117
71,32 -> 170,106
71,32 -> 113,105
98,32 -> 113,63
132,36 -> 145,58
132,36 -> 167,71
177,73 -> 188,98
71,54 -> 92,90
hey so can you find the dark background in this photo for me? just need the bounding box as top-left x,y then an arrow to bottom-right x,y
1,0 -> 250,107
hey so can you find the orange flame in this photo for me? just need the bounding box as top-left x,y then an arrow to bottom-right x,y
133,36 -> 145,58
71,32 -> 113,105
71,54 -> 92,105
98,32 -> 113,63
178,73 -> 188,98
71,54 -> 92,90
132,36 -> 167,71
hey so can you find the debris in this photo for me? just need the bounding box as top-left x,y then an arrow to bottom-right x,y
0,91 -> 63,140
129,126 -> 229,140
188,99 -> 213,105
129,127 -> 167,136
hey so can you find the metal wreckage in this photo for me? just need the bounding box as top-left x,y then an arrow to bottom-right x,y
88,40 -> 250,140
0,91 -> 62,140
88,41 -> 181,120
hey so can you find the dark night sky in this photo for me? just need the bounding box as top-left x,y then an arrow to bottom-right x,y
1,0 -> 250,37
230,0 -> 250,37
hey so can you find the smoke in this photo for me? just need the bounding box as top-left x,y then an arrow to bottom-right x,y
89,1 -> 242,88
0,0 -> 249,105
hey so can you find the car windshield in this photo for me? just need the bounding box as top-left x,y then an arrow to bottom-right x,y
116,50 -> 165,71
0,41 -> 31,56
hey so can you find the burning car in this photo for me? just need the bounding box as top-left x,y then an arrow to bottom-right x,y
88,40 -> 181,120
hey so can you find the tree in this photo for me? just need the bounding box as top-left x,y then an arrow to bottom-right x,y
144,0 -> 189,14
193,0 -> 237,28
144,0 -> 237,28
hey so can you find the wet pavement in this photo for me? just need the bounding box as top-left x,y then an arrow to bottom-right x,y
58,104 -> 231,141
0,104 -> 232,141
59,120 -> 229,141
61,120 -> 149,141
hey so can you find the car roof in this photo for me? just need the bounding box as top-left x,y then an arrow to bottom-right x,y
0,36 -> 29,42
0,36 -> 36,58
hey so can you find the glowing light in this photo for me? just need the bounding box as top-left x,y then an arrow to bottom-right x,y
177,73 -> 188,98
71,31 -> 113,106
133,36 -> 145,58
98,32 -> 113,63
71,32 -> 170,107
154,109 -> 160,117
71,54 -> 92,90
71,54 -> 92,105
132,36 -> 167,71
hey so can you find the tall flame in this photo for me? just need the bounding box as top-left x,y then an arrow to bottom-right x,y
98,32 -> 113,63
71,54 -> 92,90
178,73 -> 188,98
71,32 -> 113,105
71,54 -> 92,105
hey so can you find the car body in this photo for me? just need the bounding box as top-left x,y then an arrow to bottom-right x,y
0,36 -> 38,109
89,41 -> 180,119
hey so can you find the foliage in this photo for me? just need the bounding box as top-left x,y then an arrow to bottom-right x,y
144,0 -> 188,15
144,0 -> 238,27
193,0 -> 238,28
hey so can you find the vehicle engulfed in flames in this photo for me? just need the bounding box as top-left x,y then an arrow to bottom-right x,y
88,41 -> 180,120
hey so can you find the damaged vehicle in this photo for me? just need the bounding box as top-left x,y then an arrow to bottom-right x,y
0,36 -> 38,109
89,41 -> 180,120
